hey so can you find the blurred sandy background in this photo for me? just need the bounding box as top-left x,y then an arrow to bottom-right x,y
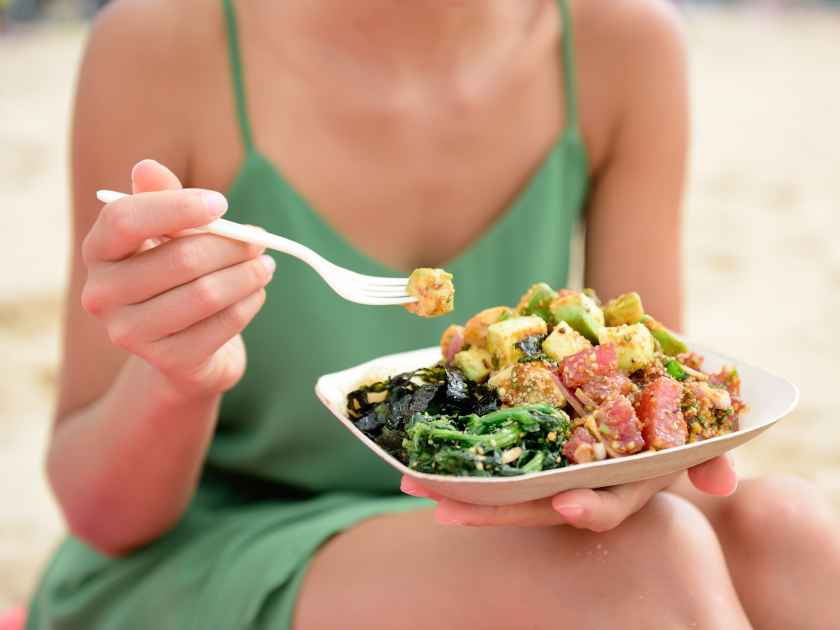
1,3 -> 839,609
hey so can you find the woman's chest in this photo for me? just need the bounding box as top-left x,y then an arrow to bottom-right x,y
191,46 -> 567,271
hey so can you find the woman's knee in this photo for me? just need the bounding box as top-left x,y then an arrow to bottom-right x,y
722,475 -> 838,555
551,493 -> 750,629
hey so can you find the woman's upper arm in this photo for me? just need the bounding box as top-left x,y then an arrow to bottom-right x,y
582,0 -> 689,330
57,0 -> 189,420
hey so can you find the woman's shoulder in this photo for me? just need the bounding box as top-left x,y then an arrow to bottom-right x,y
87,0 -> 225,72
574,0 -> 685,50
75,0 -> 231,179
572,0 -> 688,172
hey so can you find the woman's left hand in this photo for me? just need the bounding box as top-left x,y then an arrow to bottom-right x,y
400,455 -> 736,532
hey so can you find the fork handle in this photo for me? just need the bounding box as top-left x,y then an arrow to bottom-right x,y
202,217 -> 321,264
95,190 -> 329,269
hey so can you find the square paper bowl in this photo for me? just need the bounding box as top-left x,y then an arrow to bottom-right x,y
315,343 -> 798,506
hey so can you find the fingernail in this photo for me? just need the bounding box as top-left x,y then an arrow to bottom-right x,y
260,255 -> 276,275
400,477 -> 431,498
201,190 -> 228,216
553,503 -> 584,520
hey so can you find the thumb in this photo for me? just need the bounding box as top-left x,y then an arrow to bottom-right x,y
131,159 -> 182,193
688,455 -> 738,496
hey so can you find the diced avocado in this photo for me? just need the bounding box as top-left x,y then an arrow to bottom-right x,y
464,306 -> 515,349
640,315 -> 688,356
548,291 -> 605,344
542,321 -> 592,363
452,348 -> 493,383
582,287 -> 602,306
597,323 -> 655,373
604,292 -> 645,326
487,316 -> 548,367
453,347 -> 493,382
515,282 -> 558,324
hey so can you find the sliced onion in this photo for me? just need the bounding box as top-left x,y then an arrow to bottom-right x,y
444,328 -> 464,364
575,389 -> 598,410
552,371 -> 586,417
682,365 -> 709,380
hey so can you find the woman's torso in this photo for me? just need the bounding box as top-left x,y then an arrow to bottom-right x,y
188,0 -> 591,493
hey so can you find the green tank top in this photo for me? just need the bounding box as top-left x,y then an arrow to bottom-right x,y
208,0 -> 590,495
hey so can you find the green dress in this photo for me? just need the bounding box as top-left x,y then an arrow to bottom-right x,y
26,1 -> 588,627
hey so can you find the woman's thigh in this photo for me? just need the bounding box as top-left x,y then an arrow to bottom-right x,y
293,493 -> 752,630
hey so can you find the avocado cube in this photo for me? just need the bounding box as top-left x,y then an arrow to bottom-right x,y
549,292 -> 605,344
640,315 -> 688,356
597,323 -> 656,373
453,347 -> 493,383
463,306 -> 514,349
515,282 -> 558,324
486,316 -> 548,367
604,292 -> 645,326
542,321 -> 592,363
582,287 -> 602,305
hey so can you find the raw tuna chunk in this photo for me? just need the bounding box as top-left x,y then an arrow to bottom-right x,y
637,376 -> 687,449
562,344 -> 618,390
563,427 -> 601,464
593,395 -> 644,457
577,374 -> 639,410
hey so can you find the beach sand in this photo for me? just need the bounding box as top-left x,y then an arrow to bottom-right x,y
1,6 -> 838,608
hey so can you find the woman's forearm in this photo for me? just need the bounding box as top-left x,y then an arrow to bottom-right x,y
47,356 -> 220,556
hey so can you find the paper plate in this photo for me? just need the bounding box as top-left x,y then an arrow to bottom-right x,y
315,343 -> 798,506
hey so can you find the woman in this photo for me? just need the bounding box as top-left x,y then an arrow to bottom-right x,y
27,0 -> 839,628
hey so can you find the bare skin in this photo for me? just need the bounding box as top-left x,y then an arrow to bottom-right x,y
671,475 -> 840,630
296,495 -> 752,630
47,0 -> 839,628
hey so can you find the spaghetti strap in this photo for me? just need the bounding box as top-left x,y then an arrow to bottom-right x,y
222,0 -> 255,151
557,0 -> 580,133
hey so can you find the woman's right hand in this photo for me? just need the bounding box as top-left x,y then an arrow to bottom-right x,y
80,159 -> 275,399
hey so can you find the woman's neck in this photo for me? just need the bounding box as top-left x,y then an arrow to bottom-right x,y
268,0 -> 547,78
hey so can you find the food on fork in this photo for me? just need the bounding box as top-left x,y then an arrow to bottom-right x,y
348,283 -> 747,477
404,268 -> 455,317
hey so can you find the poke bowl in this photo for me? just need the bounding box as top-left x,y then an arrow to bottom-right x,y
315,285 -> 799,505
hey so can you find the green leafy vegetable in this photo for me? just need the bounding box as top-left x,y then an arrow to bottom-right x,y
665,359 -> 688,381
404,404 -> 571,476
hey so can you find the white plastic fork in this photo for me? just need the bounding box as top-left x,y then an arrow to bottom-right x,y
96,190 -> 416,306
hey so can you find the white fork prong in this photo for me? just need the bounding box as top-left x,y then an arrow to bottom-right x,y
328,282 -> 416,305
354,285 -> 411,296
352,295 -> 418,306
329,268 -> 410,286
